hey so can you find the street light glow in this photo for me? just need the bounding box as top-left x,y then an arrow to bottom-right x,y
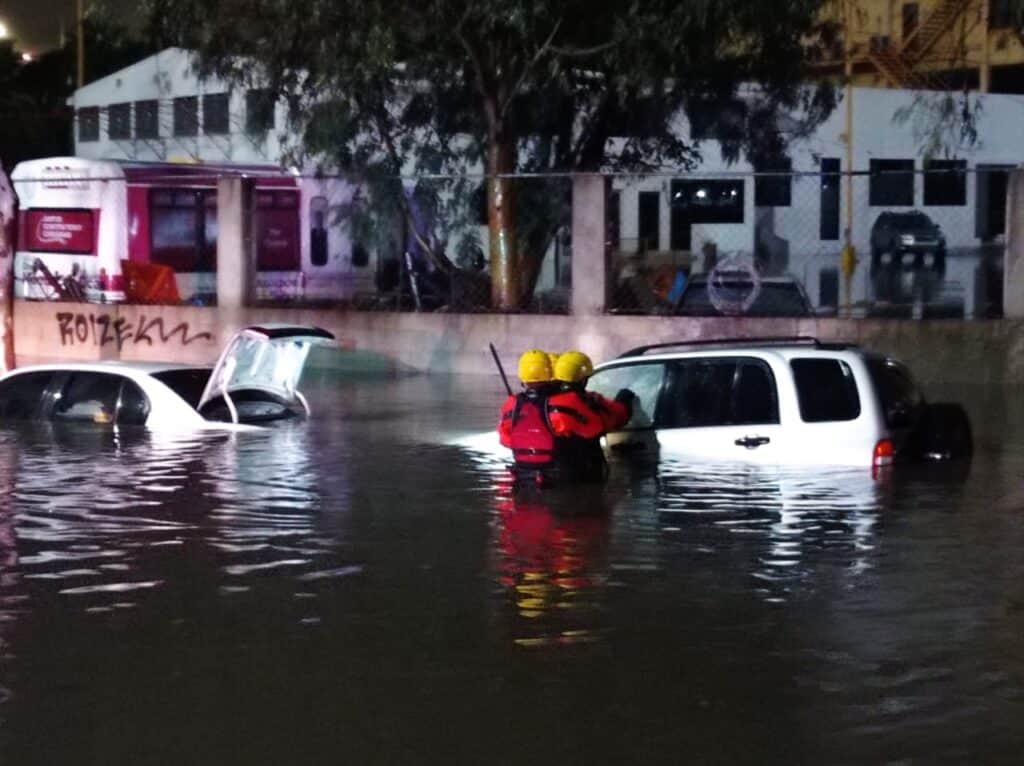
0,21 -> 9,39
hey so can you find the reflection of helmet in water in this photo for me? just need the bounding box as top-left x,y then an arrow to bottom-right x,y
554,350 -> 594,383
518,349 -> 553,384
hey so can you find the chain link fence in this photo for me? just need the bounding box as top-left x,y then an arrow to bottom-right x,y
6,164 -> 1011,319
607,167 -> 1007,320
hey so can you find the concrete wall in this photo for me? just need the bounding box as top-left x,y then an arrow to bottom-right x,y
13,299 -> 1024,386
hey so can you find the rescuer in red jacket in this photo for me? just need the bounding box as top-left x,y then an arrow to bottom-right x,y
498,349 -> 562,483
546,351 -> 634,482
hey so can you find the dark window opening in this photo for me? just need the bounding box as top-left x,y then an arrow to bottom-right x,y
924,159 -> 966,206
135,100 -> 159,139
174,96 -> 198,137
77,107 -> 99,142
754,158 -> 792,207
820,157 -> 841,240
246,89 -> 275,134
791,358 -> 861,422
870,159 -> 915,207
670,179 -> 744,224
203,93 -> 230,135
637,191 -> 660,250
108,102 -> 131,140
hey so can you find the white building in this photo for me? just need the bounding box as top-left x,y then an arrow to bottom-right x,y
68,50 -> 1024,313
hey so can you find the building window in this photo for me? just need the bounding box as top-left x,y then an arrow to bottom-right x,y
203,93 -> 230,135
255,190 -> 300,271
150,188 -> 217,272
924,159 -> 966,206
108,102 -> 131,140
869,159 -> 914,206
637,191 -> 660,250
820,157 -> 841,240
670,179 -> 745,224
754,159 -> 792,207
77,107 -> 99,142
173,96 -> 198,137
135,100 -> 159,139
246,89 -> 275,134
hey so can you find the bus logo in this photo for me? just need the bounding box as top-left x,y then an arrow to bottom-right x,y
24,210 -> 95,255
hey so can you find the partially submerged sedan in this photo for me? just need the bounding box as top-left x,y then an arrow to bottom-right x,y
0,325 -> 335,430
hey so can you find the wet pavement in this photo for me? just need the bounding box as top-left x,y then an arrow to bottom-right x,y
0,368 -> 1022,764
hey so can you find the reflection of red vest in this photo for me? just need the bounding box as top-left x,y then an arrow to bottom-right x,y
500,391 -> 556,466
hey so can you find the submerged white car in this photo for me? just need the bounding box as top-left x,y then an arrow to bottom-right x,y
586,337 -> 972,469
0,324 -> 335,430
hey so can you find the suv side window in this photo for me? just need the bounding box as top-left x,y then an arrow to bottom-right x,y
790,358 -> 860,422
586,362 -> 666,430
0,371 -> 57,420
52,372 -> 150,426
866,358 -> 923,428
660,358 -> 779,428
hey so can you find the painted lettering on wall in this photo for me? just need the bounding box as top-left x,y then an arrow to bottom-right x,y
57,312 -> 214,351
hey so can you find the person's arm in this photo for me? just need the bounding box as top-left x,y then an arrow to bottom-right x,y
550,392 -> 604,439
498,395 -> 516,447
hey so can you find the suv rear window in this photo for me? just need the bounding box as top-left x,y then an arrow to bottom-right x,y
790,358 -> 860,422
866,357 -> 923,428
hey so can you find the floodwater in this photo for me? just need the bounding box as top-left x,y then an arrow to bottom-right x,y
0,367 -> 1022,764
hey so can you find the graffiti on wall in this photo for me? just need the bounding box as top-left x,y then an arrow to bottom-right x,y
57,312 -> 214,351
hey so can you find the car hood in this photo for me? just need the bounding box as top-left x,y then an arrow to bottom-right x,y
198,325 -> 336,418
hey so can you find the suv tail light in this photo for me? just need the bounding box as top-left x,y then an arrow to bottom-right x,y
873,438 -> 895,468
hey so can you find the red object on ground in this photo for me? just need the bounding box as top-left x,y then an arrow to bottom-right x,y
121,259 -> 180,304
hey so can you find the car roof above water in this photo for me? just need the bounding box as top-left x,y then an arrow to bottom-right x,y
1,360 -> 210,379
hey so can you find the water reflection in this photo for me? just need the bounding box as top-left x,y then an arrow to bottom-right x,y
492,477 -> 615,648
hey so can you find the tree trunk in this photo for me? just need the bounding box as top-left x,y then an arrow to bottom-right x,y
487,138 -> 519,310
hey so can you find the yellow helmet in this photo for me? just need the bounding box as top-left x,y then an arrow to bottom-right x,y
518,349 -> 553,384
547,352 -> 560,371
554,350 -> 594,383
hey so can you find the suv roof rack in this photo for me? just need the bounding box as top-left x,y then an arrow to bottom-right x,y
618,337 -> 858,358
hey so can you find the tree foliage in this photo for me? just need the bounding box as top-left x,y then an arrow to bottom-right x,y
151,0 -> 834,308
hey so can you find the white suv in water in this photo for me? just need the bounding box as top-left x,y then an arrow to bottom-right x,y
586,337 -> 972,469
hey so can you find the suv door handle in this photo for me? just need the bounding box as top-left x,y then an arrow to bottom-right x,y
734,436 -> 770,449
611,441 -> 647,453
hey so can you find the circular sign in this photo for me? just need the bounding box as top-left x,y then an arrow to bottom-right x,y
706,253 -> 762,316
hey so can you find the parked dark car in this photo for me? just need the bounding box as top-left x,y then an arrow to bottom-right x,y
674,274 -> 813,317
870,211 -> 946,270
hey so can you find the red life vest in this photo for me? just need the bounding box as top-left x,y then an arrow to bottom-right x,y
503,391 -> 557,466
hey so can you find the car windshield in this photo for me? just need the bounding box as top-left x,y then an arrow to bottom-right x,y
150,368 -> 212,410
677,280 -> 810,317
894,212 -> 931,226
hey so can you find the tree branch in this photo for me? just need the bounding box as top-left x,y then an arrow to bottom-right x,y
499,18 -> 564,121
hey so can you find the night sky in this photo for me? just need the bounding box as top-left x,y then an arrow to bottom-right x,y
1,0 -> 136,54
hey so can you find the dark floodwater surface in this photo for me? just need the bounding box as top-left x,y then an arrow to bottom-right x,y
0,371 -> 1022,764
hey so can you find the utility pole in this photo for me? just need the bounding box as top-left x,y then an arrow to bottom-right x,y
76,0 -> 85,88
840,0 -> 858,315
980,0 -> 991,93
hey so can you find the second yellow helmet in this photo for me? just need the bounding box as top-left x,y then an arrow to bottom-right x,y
554,350 -> 594,383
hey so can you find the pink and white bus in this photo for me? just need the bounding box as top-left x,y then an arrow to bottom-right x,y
12,157 -> 366,304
